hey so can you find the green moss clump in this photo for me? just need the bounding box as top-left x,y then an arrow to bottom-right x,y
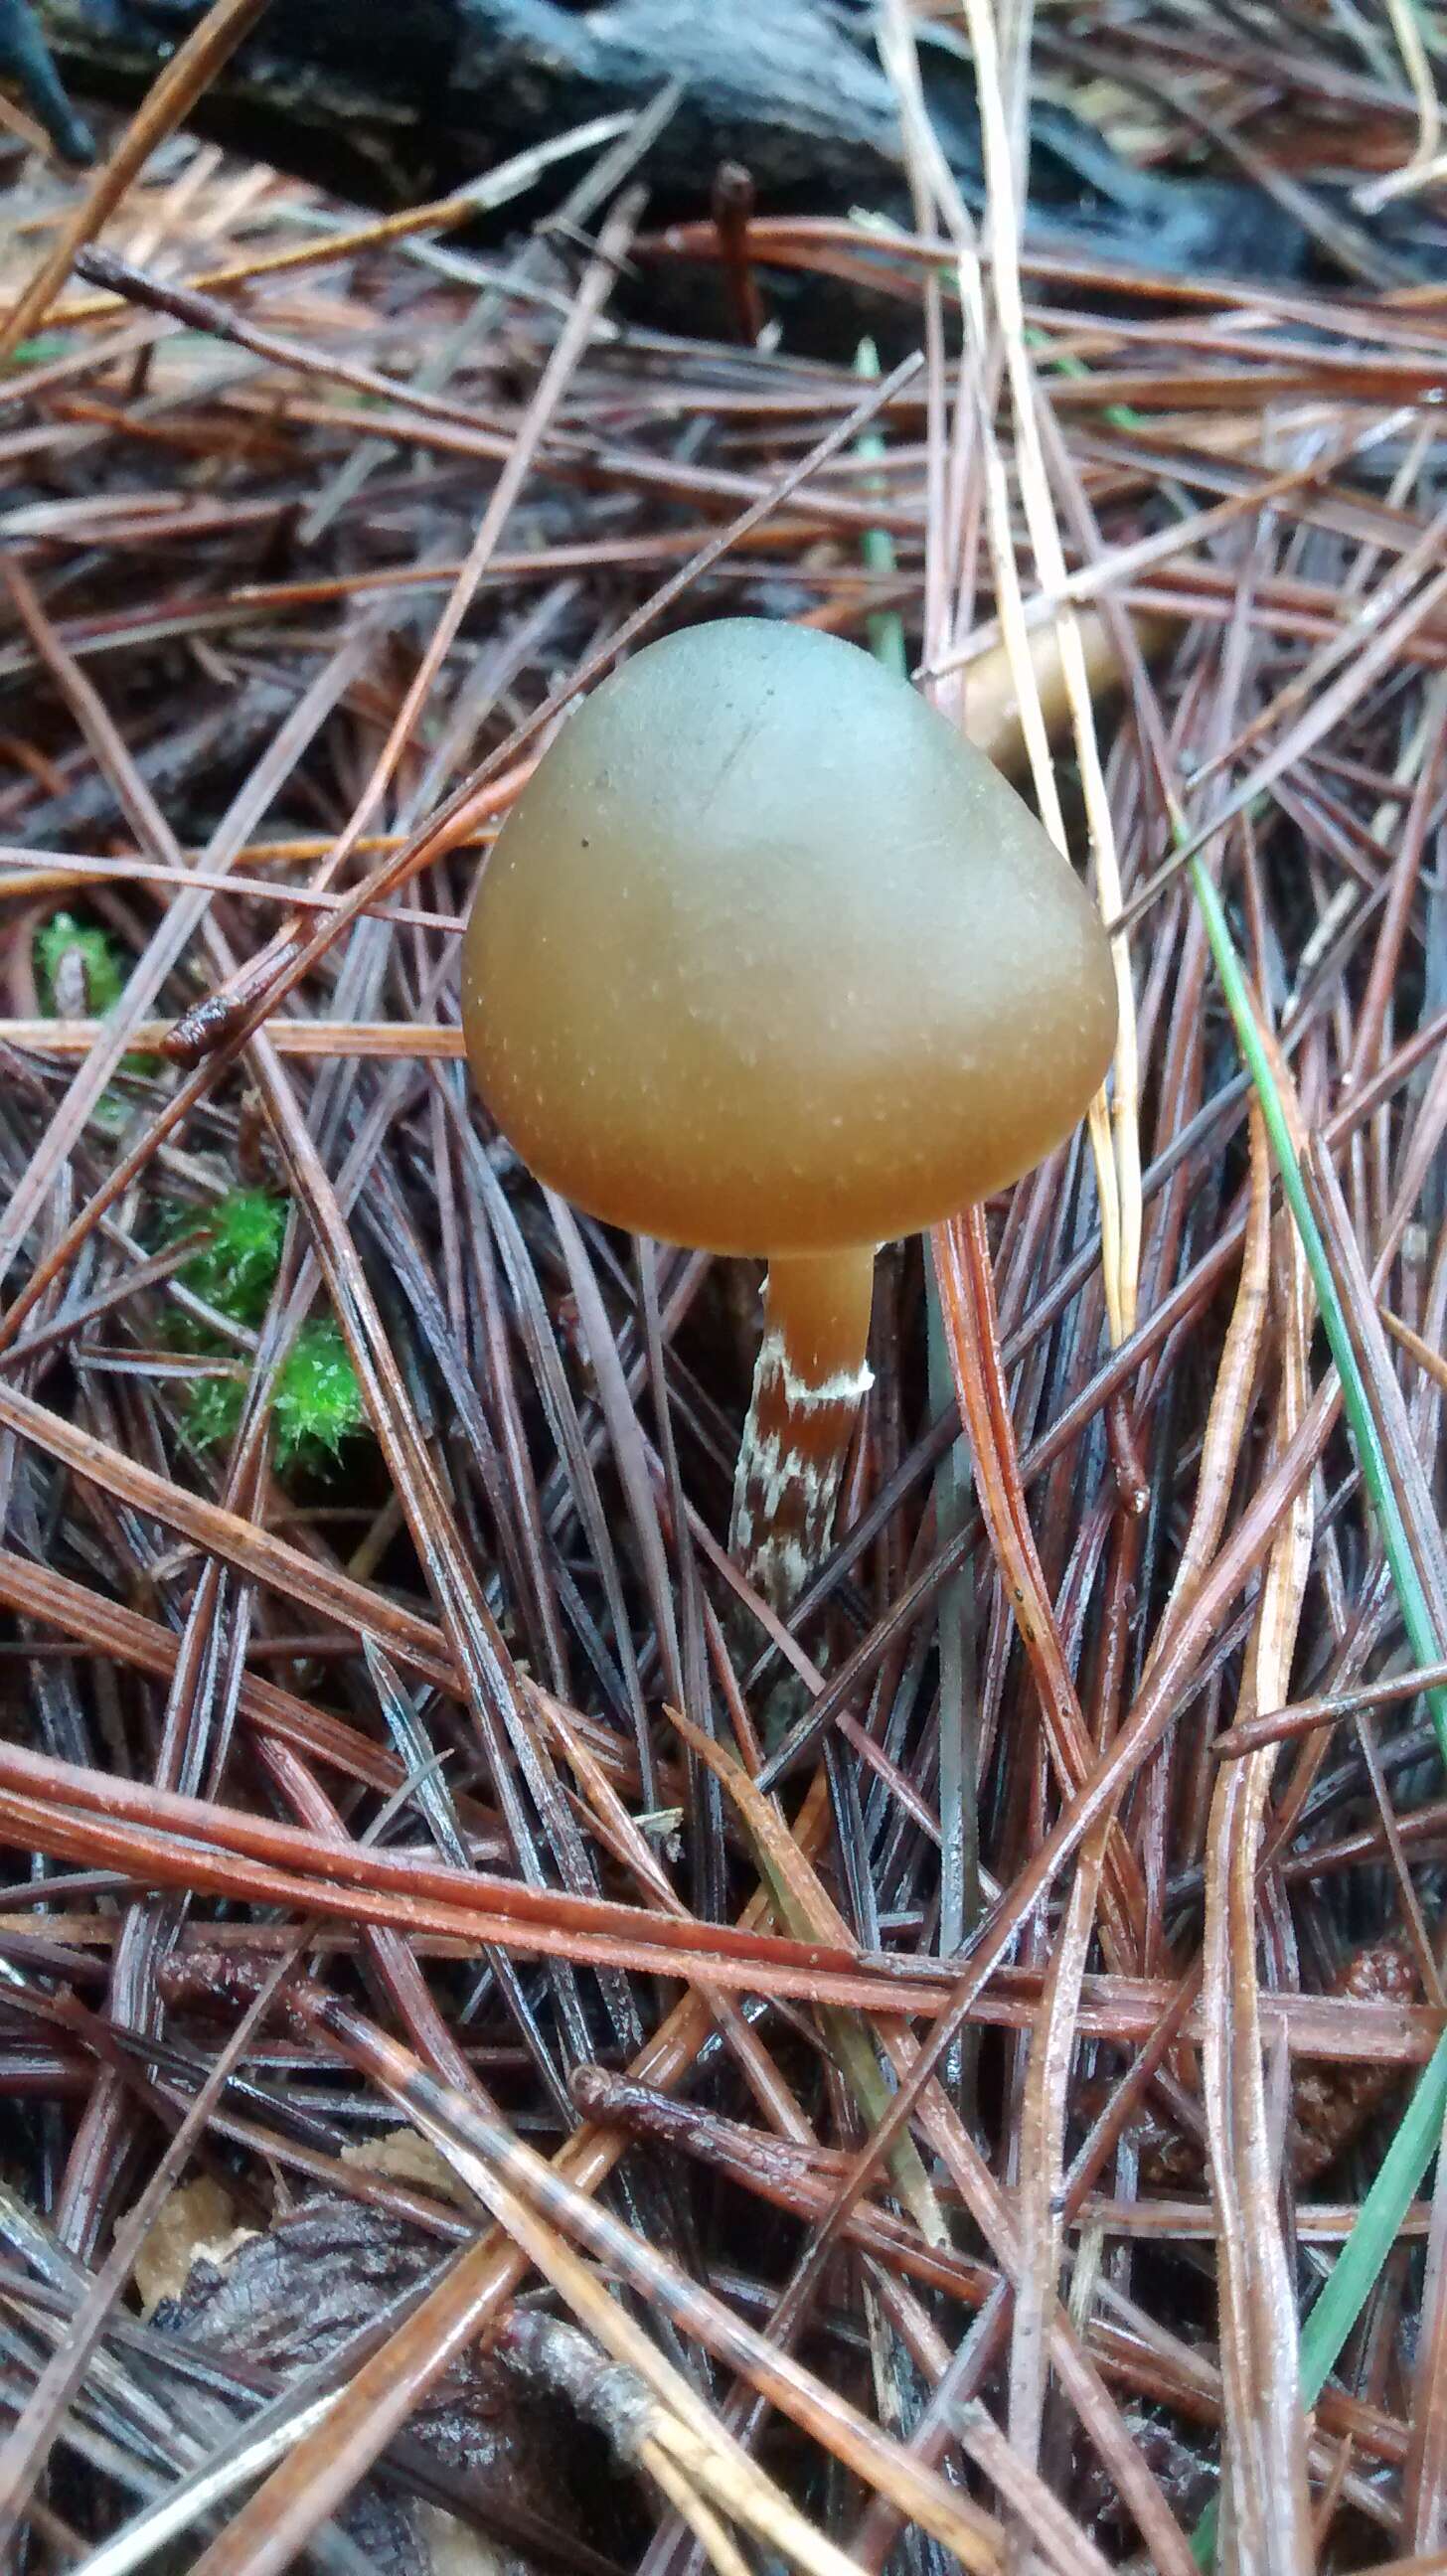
168,1196 -> 367,1477
182,1319 -> 367,1475
34,912 -> 125,1017
273,1322 -> 368,1469
34,912 -> 157,1116
177,1190 -> 287,1328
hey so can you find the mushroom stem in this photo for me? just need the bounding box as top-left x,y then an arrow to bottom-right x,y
729,1246 -> 877,1618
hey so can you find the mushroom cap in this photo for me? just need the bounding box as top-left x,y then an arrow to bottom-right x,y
462,619 -> 1117,1257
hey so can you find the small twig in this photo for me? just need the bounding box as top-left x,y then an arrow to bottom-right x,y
712,161 -> 765,347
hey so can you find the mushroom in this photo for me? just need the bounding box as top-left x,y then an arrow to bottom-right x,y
962,605 -> 1177,780
461,618 -> 1116,1618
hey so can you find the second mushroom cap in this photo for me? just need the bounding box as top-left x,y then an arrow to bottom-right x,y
462,617 -> 1117,1255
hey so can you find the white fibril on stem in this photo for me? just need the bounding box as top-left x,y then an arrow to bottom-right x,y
729,1247 -> 877,1616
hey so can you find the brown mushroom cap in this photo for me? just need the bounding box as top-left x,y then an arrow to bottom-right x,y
462,619 -> 1117,1257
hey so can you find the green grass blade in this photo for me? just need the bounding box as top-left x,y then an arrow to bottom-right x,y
1299,2024 -> 1447,2403
1192,2025 -> 1447,2565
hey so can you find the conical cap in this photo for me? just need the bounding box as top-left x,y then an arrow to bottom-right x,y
463,619 -> 1116,1255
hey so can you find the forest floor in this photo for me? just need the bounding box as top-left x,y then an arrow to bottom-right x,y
0,6 -> 1445,2572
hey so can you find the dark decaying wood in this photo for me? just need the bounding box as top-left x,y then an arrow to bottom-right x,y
24,0 -> 1319,309
150,2188 -> 631,2574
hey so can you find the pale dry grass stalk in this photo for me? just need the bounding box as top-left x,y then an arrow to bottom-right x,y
1202,1106 -> 1316,2570
0,1018 -> 467,1056
1355,0 -> 1443,208
953,0 -> 1142,1348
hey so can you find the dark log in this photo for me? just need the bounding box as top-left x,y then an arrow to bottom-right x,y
0,0 -> 90,159
22,0 -> 1318,329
